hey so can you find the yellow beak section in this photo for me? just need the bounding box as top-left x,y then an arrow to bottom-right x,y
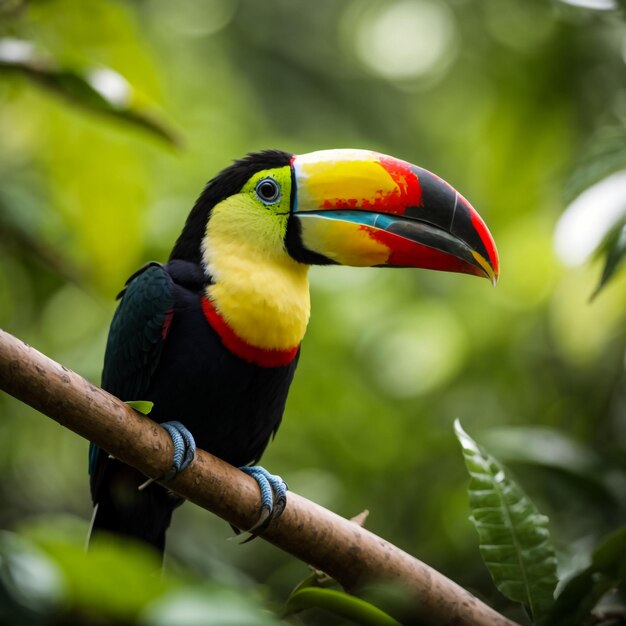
290,149 -> 499,282
296,150 -> 404,214
297,216 -> 391,267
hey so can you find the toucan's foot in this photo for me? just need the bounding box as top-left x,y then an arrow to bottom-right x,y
161,421 -> 196,479
138,421 -> 196,490
238,465 -> 288,536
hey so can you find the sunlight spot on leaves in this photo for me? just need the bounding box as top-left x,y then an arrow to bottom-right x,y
554,170 -> 626,266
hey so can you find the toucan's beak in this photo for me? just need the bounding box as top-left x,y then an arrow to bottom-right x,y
290,149 -> 499,284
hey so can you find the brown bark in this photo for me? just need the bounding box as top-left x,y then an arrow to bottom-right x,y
0,328 -> 519,626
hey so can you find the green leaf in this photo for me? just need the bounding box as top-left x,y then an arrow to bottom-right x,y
0,531 -> 65,625
18,519 -> 281,626
142,588 -> 283,626
32,534 -> 167,620
540,526 -> 626,626
481,427 -> 601,477
284,587 -> 402,626
564,127 -> 626,206
591,219 -> 626,299
0,39 -> 179,146
481,427 -> 621,505
560,125 -> 626,297
455,420 -> 558,621
591,525 -> 626,576
540,568 -> 612,626
125,400 -> 154,415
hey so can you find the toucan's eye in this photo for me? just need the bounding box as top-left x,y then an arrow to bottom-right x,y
255,178 -> 281,205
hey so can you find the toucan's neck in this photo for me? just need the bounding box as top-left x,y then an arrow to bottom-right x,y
203,235 -> 311,353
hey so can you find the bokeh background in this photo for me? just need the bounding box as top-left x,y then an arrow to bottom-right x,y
0,0 -> 625,623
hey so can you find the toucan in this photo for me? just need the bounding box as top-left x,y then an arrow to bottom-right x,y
88,148 -> 499,556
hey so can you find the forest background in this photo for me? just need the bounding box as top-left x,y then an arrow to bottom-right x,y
0,0 -> 625,624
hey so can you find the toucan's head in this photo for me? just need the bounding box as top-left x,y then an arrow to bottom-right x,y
171,149 -> 499,284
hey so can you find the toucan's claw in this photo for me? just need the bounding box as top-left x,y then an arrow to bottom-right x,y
238,465 -> 288,538
161,421 -> 196,479
138,421 -> 196,491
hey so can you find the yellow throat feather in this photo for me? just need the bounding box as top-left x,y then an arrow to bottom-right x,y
203,193 -> 310,351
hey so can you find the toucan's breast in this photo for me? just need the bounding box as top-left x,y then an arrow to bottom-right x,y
145,278 -> 298,467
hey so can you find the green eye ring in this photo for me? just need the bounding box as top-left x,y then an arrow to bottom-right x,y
255,177 -> 281,205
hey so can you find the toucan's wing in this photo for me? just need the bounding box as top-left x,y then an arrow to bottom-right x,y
89,262 -> 175,499
101,262 -> 175,398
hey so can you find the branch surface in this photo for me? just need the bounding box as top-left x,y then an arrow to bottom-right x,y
0,328 -> 519,626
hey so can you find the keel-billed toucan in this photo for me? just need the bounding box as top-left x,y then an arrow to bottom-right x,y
88,149 -> 499,554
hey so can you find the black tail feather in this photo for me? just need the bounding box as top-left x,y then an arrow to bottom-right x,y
89,460 -> 182,557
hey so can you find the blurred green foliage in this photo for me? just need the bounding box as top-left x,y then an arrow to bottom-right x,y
1,0 -> 625,624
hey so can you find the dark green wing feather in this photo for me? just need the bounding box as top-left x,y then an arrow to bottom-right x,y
102,262 -> 174,398
89,262 -> 174,494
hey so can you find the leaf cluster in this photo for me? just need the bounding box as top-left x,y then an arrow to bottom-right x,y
456,422 -> 626,626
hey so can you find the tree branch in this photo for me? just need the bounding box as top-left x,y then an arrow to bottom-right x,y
0,329 -> 519,626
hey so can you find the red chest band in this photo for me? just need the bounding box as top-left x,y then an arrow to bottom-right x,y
201,296 -> 299,368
